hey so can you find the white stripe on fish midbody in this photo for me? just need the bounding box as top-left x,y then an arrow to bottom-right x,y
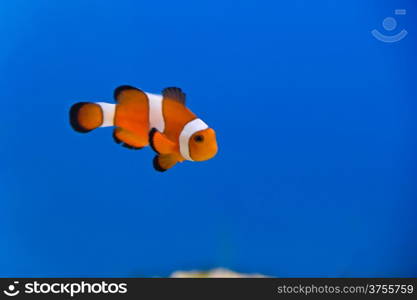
146,92 -> 165,133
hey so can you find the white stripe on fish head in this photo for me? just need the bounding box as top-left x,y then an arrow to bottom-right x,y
179,118 -> 209,161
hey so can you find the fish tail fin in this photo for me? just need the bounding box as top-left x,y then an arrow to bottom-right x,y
69,102 -> 115,133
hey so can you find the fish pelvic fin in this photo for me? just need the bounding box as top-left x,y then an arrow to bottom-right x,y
153,154 -> 178,172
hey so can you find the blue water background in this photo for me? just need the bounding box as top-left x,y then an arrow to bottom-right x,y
0,0 -> 416,277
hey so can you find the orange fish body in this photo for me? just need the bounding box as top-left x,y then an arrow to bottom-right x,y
69,86 -> 218,171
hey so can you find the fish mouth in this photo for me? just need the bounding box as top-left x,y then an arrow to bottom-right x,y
193,143 -> 218,162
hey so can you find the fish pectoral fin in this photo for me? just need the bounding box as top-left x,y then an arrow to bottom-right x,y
153,154 -> 177,172
149,128 -> 176,154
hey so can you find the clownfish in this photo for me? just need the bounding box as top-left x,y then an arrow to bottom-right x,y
69,86 -> 218,172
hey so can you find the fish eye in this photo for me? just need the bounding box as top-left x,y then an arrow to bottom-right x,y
194,135 -> 204,143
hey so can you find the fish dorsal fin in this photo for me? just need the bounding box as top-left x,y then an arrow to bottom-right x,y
113,85 -> 146,103
162,87 -> 186,104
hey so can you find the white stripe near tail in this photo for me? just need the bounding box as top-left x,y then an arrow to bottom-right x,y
95,102 -> 116,127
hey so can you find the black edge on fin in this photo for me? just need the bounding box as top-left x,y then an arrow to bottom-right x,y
153,155 -> 167,172
148,128 -> 159,154
123,144 -> 143,150
113,85 -> 143,101
69,102 -> 92,133
113,130 -> 122,144
162,87 -> 186,104
112,130 -> 144,150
